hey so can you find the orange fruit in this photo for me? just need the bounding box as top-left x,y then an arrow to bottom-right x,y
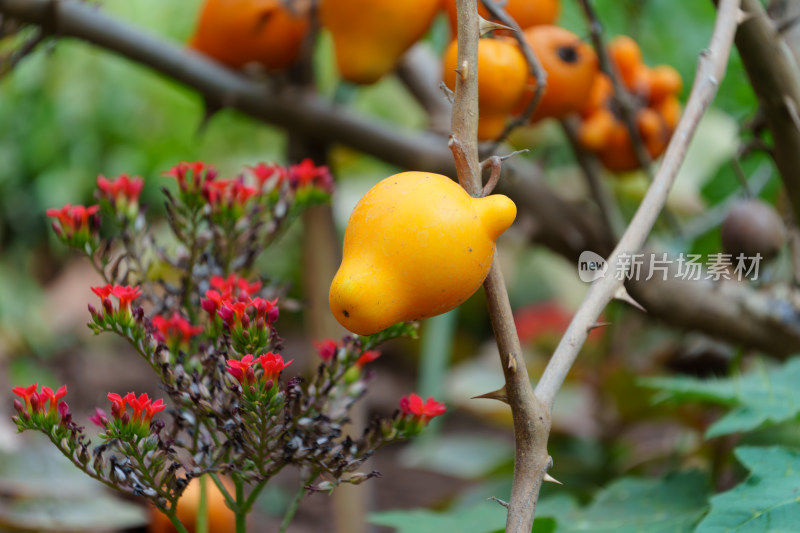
578,107 -> 615,151
648,65 -> 683,104
443,0 -> 560,36
608,35 -> 643,89
657,95 -> 681,130
149,476 -> 235,533
320,0 -> 440,84
443,38 -> 529,140
581,73 -> 613,117
519,25 -> 599,122
189,0 -> 309,71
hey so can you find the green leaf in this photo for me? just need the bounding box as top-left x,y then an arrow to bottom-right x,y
545,471 -> 710,533
368,501 -> 507,533
695,446 -> 800,533
640,358 -> 800,438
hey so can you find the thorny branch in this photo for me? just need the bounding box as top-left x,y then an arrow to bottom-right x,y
450,2 -> 549,532
535,0 -> 742,408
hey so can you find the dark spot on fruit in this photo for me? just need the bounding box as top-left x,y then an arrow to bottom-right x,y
343,309 -> 350,317
468,247 -> 473,252
557,46 -> 579,64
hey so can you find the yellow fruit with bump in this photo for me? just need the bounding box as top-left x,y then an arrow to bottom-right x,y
329,172 -> 516,335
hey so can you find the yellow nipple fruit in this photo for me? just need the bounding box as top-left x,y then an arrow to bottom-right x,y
319,0 -> 441,84
329,172 -> 517,335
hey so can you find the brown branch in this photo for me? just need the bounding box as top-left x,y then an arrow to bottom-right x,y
578,0 -> 654,173
535,0 -> 741,408
731,0 -> 800,222
451,1 -> 549,531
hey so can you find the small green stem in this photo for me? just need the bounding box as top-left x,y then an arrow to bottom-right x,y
278,484 -> 307,533
164,508 -> 191,533
196,475 -> 209,533
234,475 -> 247,533
242,479 -> 269,512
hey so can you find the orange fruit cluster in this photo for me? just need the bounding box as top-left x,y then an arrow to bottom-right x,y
578,36 -> 682,172
442,25 -> 598,140
189,0 -> 310,71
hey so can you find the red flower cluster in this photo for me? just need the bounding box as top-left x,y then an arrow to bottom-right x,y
90,284 -> 142,320
250,158 -> 334,193
12,383 -> 68,422
399,394 -> 446,421
204,178 -> 257,210
96,174 -> 144,210
163,161 -> 217,193
226,352 -> 293,389
289,159 -> 334,193
107,392 -> 165,424
152,312 -> 204,345
96,392 -> 166,440
217,297 -> 279,329
46,204 -> 100,246
209,274 -> 262,300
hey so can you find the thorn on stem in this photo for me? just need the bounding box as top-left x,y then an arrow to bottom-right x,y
479,16 -> 515,36
472,386 -> 509,404
587,321 -> 611,333
507,353 -> 517,372
614,287 -> 647,313
488,496 -> 509,508
457,60 -> 469,81
543,473 -> 563,485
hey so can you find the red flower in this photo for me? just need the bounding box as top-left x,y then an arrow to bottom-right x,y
96,174 -> 144,206
92,285 -> 142,319
112,285 -> 142,313
91,285 -> 113,299
288,159 -> 334,192
227,353 -> 292,390
204,178 -> 257,209
12,383 -> 39,409
355,350 -> 381,368
152,312 -> 204,344
399,394 -> 446,419
252,297 -> 279,325
163,161 -> 216,194
89,407 -> 109,427
201,289 -> 225,315
46,204 -> 100,242
40,385 -> 68,413
258,352 -> 293,381
12,383 -> 69,421
250,163 -> 289,189
106,392 -> 165,427
314,339 -> 339,362
227,354 -> 257,385
210,274 -> 262,300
